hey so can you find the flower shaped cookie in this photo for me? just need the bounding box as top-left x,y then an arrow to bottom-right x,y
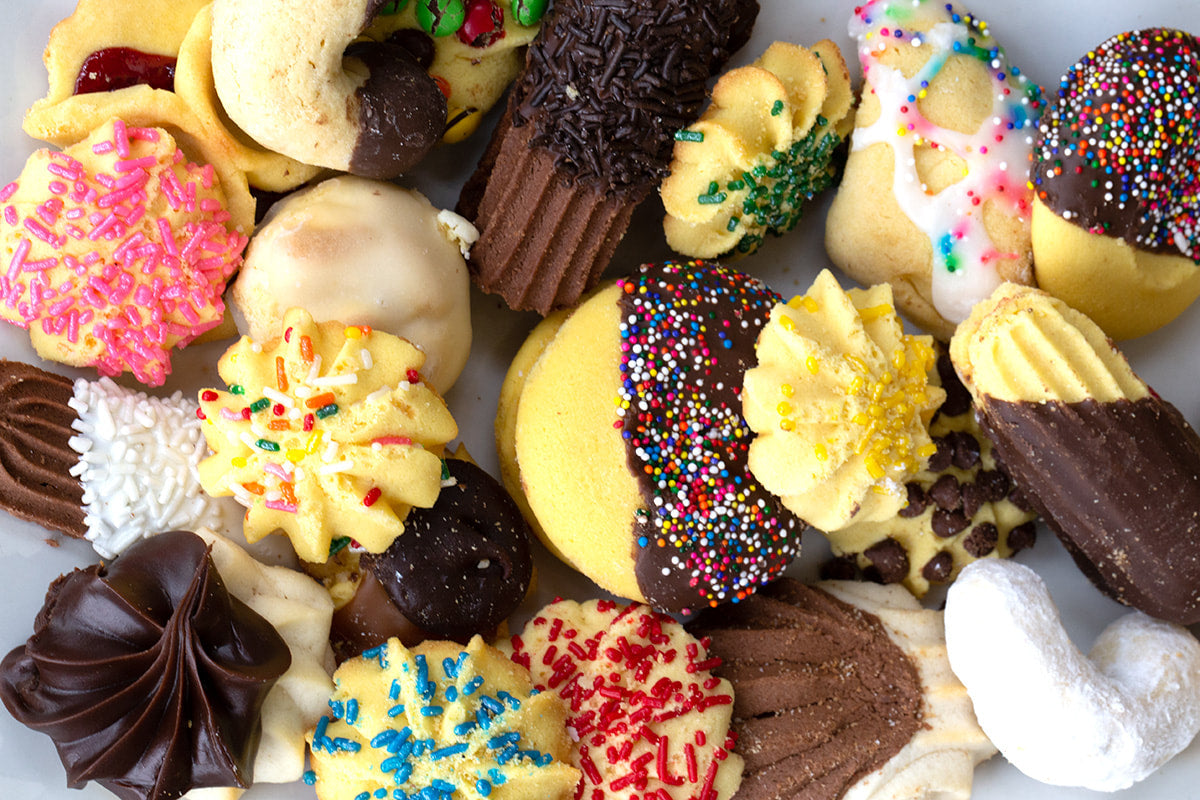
197,308 -> 458,563
661,40 -> 854,258
743,270 -> 944,531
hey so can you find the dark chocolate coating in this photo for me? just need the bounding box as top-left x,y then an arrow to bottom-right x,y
360,459 -> 533,642
980,396 -> 1200,624
346,40 -> 446,179
0,359 -> 85,538
0,531 -> 291,800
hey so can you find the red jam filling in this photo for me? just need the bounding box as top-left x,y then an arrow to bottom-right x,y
74,47 -> 176,95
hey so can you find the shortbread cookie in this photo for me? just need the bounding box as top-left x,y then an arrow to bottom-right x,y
826,0 -> 1043,338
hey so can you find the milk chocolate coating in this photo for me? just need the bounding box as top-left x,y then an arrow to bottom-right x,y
359,459 -> 533,643
688,579 -> 923,800
980,396 -> 1200,624
0,359 -> 85,537
0,531 -> 291,800
346,40 -> 445,179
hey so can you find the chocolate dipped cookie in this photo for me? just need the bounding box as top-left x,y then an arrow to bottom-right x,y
951,283 -> 1200,624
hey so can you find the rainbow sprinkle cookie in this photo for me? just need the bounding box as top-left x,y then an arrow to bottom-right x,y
0,119 -> 246,386
826,0 -> 1043,338
501,599 -> 744,800
743,269 -> 944,532
197,308 -> 458,563
306,636 -> 580,800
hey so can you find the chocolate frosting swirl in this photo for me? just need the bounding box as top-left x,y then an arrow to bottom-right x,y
511,0 -> 759,199
979,396 -> 1200,624
0,359 -> 85,537
688,579 -> 924,800
0,530 -> 291,800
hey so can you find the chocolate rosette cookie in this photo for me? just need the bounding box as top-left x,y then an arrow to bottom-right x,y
821,350 -> 1038,596
951,282 -> 1200,624
0,531 -> 292,800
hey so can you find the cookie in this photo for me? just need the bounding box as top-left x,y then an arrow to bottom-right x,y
497,260 -> 804,612
825,0 -> 1043,339
662,40 -> 854,259
1031,28 -> 1200,339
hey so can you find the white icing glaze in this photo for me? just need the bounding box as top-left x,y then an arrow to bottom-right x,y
849,0 -> 1041,323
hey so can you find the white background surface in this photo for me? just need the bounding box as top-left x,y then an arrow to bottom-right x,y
0,0 -> 1199,799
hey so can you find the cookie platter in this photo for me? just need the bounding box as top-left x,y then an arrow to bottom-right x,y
0,0 -> 1197,798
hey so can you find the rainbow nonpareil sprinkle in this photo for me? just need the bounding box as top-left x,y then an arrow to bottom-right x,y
0,119 -> 246,385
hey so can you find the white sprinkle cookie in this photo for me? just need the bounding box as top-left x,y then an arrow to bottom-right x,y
945,559 -> 1200,791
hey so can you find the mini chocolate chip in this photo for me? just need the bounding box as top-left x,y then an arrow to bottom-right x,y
922,551 -> 954,583
862,538 -> 909,584
387,29 -> 437,71
932,508 -> 970,538
936,351 -> 974,417
962,481 -> 987,518
820,555 -> 859,581
898,482 -> 928,518
929,474 -> 961,511
976,469 -> 1011,503
1008,484 -> 1033,512
1006,521 -> 1037,553
949,430 -> 981,470
927,436 -> 953,472
963,522 -> 999,557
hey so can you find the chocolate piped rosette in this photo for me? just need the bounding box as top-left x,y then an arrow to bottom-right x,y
950,282 -> 1200,624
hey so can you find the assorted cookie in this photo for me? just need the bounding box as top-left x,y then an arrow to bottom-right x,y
4,0 -> 1200,798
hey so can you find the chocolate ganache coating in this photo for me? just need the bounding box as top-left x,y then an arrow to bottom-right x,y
359,459 -> 534,643
688,578 -> 923,800
0,359 -> 86,538
0,531 -> 291,800
616,261 -> 805,611
979,396 -> 1200,624
1032,28 -> 1200,260
510,0 -> 760,200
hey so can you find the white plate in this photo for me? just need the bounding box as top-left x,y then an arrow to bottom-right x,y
0,1 -> 1198,799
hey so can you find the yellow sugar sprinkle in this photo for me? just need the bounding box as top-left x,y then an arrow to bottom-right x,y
777,401 -> 793,416
917,442 -> 938,459
814,442 -> 828,461
805,356 -> 820,375
305,431 -> 324,454
231,456 -> 247,468
780,315 -> 796,333
852,412 -> 870,426
286,449 -> 306,463
344,326 -> 363,339
865,454 -> 885,480
780,383 -> 795,398
848,376 -> 866,395
780,418 -> 795,432
892,349 -> 907,370
858,304 -> 894,322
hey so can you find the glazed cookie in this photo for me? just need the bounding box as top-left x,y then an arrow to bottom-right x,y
662,40 -> 854,259
0,120 -> 247,385
1031,28 -> 1200,339
231,176 -> 475,394
689,578 -> 996,800
0,530 -> 335,800
825,0 -> 1043,339
820,350 -> 1038,596
329,458 -> 534,660
502,599 -> 744,800
306,636 -> 580,800
363,0 -> 544,143
742,269 -> 945,532
24,0 -> 324,232
211,0 -> 446,178
459,0 -> 758,313
951,283 -> 1200,624
498,260 -> 804,612
197,308 -> 458,563
947,559 -> 1200,791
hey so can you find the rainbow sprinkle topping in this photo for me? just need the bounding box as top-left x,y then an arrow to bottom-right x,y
0,119 -> 245,385
615,260 -> 802,611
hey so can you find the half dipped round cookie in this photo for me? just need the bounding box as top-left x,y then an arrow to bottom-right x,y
498,260 -> 804,613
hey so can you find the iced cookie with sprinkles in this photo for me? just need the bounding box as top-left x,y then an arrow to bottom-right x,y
1031,28 -> 1200,339
741,269 -> 945,533
661,40 -> 854,259
197,307 -> 458,563
500,599 -> 744,800
0,119 -> 247,386
497,260 -> 804,613
825,0 -> 1043,339
305,636 -> 580,800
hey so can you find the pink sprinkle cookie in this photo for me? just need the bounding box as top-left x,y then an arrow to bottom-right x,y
500,598 -> 744,800
0,118 -> 247,385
